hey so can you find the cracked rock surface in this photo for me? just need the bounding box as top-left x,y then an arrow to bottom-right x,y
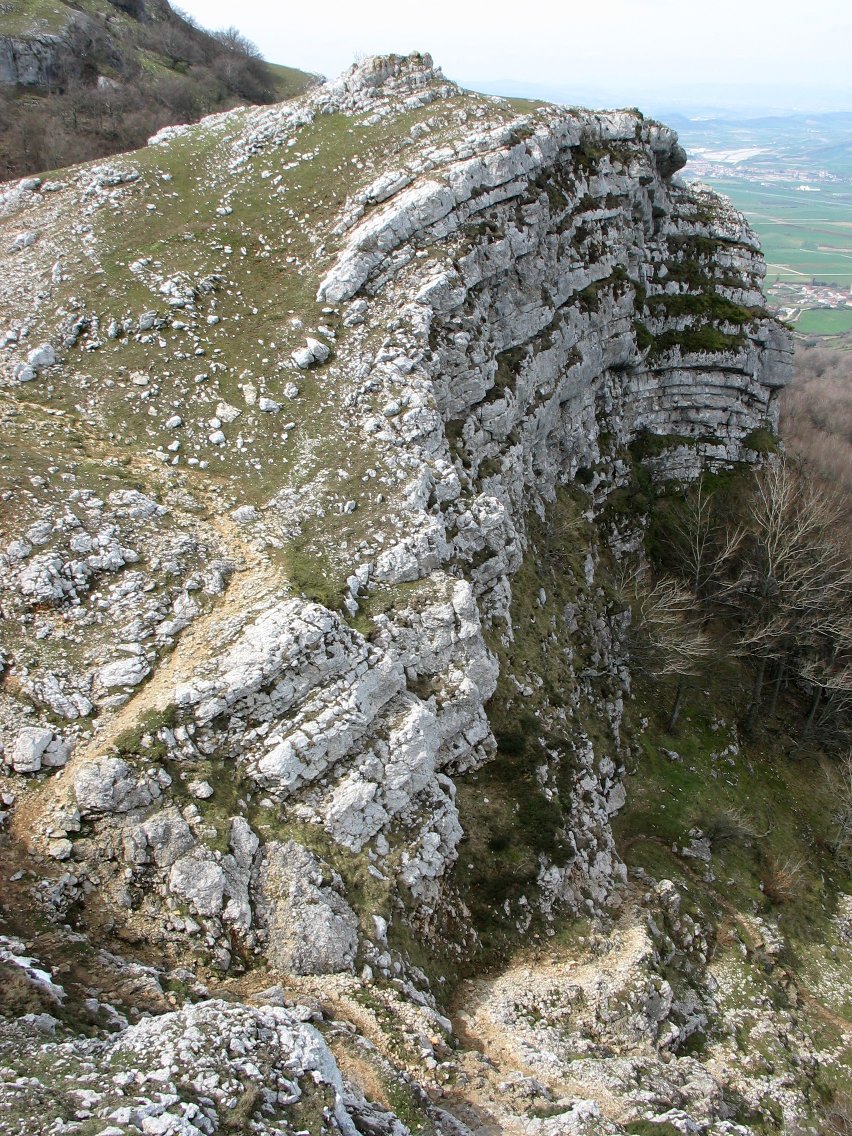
0,50 -> 841,1136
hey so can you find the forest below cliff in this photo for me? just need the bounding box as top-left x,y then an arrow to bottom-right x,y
783,344 -> 852,503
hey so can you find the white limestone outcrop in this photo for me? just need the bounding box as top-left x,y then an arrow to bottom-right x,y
0,51 -> 791,998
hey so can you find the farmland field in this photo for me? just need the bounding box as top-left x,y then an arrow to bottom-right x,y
703,177 -> 852,287
793,307 -> 852,335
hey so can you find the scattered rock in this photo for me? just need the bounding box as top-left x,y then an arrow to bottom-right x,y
255,841 -> 359,974
292,337 -> 331,369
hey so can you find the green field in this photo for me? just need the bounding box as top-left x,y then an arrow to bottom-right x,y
793,307 -> 852,335
706,177 -> 852,287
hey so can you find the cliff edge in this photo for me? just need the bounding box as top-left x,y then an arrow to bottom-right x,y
2,53 -> 842,1136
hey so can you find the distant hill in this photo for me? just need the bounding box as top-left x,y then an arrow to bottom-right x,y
674,109 -> 852,176
0,0 -> 318,179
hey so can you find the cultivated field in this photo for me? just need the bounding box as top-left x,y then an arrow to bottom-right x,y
795,307 -> 852,335
705,176 -> 852,287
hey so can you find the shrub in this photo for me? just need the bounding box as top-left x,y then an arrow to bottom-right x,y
701,807 -> 759,850
761,855 -> 806,903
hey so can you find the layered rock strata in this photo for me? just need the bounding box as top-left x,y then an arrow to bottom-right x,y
0,51 -> 792,975
0,50 -> 804,1134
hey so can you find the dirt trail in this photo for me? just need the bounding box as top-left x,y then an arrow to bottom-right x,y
9,515 -> 284,842
442,902 -> 652,1133
442,871 -> 852,1134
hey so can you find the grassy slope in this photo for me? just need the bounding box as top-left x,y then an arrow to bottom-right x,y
0,87 -> 531,606
2,0 -> 316,93
1,0 -> 69,36
265,61 -> 319,101
0,0 -> 318,181
615,661 -> 852,1104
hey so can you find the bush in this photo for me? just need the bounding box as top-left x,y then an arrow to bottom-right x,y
701,807 -> 759,850
761,855 -> 806,903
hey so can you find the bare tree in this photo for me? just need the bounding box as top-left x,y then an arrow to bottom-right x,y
213,26 -> 263,59
724,458 -> 852,732
625,571 -> 712,731
781,343 -> 852,502
668,479 -> 743,599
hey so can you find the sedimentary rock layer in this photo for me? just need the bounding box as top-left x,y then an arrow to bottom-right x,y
0,52 -> 790,979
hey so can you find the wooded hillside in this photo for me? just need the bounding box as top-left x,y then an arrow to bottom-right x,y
0,0 -> 317,179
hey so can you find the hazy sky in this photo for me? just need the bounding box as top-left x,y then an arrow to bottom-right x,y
175,0 -> 852,113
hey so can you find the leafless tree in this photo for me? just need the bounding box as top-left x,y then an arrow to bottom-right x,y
668,479 -> 743,599
723,457 -> 852,732
212,26 -> 263,59
781,343 -> 852,503
625,571 -> 712,731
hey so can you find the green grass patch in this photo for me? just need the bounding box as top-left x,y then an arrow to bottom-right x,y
794,308 -> 852,336
615,650 -> 852,965
649,325 -> 746,358
264,62 -> 319,101
0,0 -> 70,35
742,427 -> 779,454
111,705 -> 179,763
646,291 -> 765,326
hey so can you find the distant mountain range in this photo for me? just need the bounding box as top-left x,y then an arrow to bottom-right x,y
466,76 -> 852,119
670,110 -> 852,177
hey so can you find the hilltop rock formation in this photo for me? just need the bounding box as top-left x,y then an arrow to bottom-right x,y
0,51 -> 835,1136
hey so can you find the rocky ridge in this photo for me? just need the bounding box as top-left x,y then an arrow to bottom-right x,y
0,51 -> 842,1136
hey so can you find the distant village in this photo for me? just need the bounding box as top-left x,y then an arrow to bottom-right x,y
685,154 -> 842,186
682,156 -> 852,328
767,280 -> 852,323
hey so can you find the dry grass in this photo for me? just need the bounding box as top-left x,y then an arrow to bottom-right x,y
824,1090 -> 852,1136
761,854 -> 807,904
702,806 -> 761,850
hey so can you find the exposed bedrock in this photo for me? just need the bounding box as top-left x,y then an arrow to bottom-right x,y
4,55 -> 792,984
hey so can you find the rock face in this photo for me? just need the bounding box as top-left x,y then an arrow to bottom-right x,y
0,50 -> 790,960
0,51 -> 810,1136
0,48 -> 790,940
0,35 -> 67,88
254,840 -> 359,974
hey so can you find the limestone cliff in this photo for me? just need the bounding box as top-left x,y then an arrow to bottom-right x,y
3,53 -> 840,1136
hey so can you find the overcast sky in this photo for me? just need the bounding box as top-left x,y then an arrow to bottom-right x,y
175,0 -> 852,114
